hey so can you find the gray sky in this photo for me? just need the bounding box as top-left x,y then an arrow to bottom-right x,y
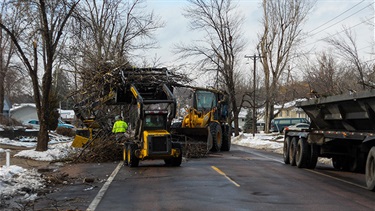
133,0 -> 374,85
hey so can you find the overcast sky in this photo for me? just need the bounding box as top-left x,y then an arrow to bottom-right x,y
133,0 -> 374,85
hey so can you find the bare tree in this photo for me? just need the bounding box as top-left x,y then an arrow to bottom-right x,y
0,0 -> 80,151
66,0 -> 163,103
325,28 -> 370,90
175,0 -> 246,136
258,0 -> 315,132
305,52 -> 343,96
0,1 -> 20,115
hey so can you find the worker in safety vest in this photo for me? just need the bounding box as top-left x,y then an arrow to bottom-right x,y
112,115 -> 128,140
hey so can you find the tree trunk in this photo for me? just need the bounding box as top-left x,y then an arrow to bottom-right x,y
36,121 -> 49,151
0,26 -> 4,115
0,73 -> 4,114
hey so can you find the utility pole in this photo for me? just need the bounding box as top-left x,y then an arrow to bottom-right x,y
245,54 -> 263,137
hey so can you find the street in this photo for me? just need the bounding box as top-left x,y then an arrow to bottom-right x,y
32,144 -> 375,210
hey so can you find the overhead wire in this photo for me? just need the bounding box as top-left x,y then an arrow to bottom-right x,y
308,0 -> 365,34
302,2 -> 374,49
309,2 -> 374,38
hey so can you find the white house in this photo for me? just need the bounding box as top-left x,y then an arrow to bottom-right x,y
10,104 -> 76,124
274,99 -> 309,119
238,108 -> 247,130
10,103 -> 38,123
58,109 -> 75,123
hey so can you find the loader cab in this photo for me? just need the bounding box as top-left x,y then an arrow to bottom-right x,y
194,90 -> 217,112
144,111 -> 168,130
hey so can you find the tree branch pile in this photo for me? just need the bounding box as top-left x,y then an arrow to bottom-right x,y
72,133 -> 128,163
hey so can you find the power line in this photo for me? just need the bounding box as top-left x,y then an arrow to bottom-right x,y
310,2 -> 374,38
303,15 -> 373,48
309,0 -> 365,34
318,16 -> 373,41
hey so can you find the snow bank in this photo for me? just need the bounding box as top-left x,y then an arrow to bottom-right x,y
0,165 -> 44,200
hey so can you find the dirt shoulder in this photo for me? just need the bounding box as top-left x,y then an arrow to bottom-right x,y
0,144 -> 51,169
0,143 -> 118,210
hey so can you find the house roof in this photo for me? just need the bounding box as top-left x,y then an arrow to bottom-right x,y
274,99 -> 307,110
10,103 -> 36,112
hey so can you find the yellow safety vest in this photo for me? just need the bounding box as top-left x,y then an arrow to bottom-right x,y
112,120 -> 128,133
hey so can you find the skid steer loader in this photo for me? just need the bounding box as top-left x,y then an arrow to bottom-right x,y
171,87 -> 231,155
118,68 -> 182,167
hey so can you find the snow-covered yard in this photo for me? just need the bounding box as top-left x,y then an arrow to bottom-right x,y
0,134 -> 75,204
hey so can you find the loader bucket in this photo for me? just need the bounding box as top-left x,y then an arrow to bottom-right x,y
71,128 -> 92,148
71,135 -> 89,148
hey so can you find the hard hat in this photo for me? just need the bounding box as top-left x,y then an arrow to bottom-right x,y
115,115 -> 121,120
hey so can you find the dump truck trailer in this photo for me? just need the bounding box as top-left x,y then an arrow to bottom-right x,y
283,89 -> 375,191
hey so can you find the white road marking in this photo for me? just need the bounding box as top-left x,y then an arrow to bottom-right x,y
305,169 -> 367,190
241,148 -> 367,190
87,162 -> 123,211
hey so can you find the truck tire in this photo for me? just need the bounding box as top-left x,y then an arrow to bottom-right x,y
283,136 -> 291,164
307,144 -> 319,169
332,156 -> 349,171
127,143 -> 139,167
348,150 -> 366,173
365,147 -> 375,191
221,125 -> 231,151
289,137 -> 298,166
296,138 -> 309,168
209,122 -> 222,152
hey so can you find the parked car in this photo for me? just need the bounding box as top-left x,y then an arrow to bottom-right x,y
284,123 -> 310,132
270,117 -> 309,133
23,119 -> 40,129
58,119 -> 75,129
23,119 -> 74,130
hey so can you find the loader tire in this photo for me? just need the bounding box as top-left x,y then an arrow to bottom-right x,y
283,136 -> 291,164
123,144 -> 128,166
170,143 -> 183,167
164,143 -> 182,167
127,143 -> 139,167
296,138 -> 309,168
221,125 -> 231,151
289,137 -> 297,166
209,122 -> 222,152
366,147 -> 375,191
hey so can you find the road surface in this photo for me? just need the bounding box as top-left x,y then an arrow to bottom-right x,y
32,145 -> 375,210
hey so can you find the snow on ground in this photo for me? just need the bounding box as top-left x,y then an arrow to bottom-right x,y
0,134 -> 74,201
232,132 -> 284,154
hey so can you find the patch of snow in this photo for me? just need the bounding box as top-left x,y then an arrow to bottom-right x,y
0,165 -> 44,198
14,142 -> 73,161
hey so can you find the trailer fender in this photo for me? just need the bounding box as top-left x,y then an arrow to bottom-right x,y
307,133 -> 325,145
363,135 -> 375,144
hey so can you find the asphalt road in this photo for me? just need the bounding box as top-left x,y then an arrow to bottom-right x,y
32,144 -> 375,211
94,145 -> 375,211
